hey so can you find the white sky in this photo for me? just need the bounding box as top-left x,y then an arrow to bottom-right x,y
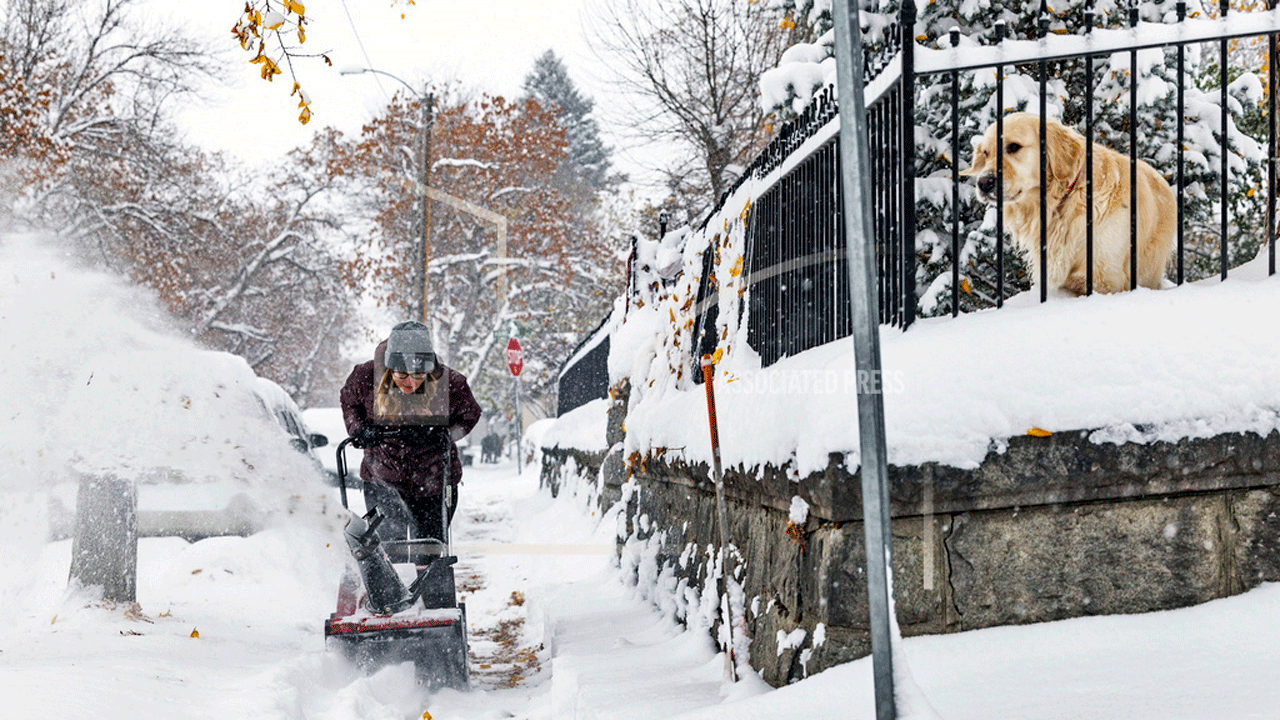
160,0 -> 655,183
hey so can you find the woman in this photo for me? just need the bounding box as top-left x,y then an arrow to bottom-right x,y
340,321 -> 482,547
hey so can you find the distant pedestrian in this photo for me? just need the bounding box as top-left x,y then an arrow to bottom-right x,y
480,433 -> 502,463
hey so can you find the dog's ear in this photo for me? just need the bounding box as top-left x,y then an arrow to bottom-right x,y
959,136 -> 985,176
1044,120 -> 1085,190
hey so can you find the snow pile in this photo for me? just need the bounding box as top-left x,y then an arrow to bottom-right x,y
788,495 -> 810,525
759,30 -> 835,116
539,397 -> 611,453
0,233 -> 328,503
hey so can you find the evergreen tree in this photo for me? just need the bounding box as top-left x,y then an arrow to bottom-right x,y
522,50 -> 615,198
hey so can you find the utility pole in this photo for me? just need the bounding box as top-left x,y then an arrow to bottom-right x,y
420,91 -> 434,323
340,68 -> 437,323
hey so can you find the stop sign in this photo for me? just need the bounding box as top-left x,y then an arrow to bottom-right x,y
506,337 -> 523,376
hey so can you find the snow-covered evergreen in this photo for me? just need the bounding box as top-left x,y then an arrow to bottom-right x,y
522,49 -> 616,196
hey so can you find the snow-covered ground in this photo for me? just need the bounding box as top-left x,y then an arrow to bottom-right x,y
6,453 -> 1280,720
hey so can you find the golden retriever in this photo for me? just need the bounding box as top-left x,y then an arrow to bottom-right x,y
961,113 -> 1176,294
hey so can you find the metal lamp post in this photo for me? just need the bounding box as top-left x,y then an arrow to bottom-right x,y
833,1 -> 897,717
341,67 -> 434,323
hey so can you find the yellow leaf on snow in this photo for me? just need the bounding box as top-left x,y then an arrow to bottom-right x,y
711,347 -> 723,365
190,628 -> 200,638
729,254 -> 743,278
1027,427 -> 1052,438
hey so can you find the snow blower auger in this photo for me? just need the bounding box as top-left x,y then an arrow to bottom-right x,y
324,428 -> 470,690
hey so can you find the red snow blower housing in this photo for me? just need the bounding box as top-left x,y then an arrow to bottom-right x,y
324,428 -> 470,689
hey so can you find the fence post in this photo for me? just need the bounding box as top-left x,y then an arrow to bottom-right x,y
901,0 -> 917,329
833,1 -> 897,718
69,473 -> 138,603
1269,0 -> 1278,276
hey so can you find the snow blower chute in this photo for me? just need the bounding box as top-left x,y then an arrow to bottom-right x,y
324,428 -> 470,690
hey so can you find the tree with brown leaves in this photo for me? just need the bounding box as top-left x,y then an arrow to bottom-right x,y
335,88 -> 622,414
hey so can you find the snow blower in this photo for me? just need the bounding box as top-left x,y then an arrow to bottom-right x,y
324,428 -> 470,690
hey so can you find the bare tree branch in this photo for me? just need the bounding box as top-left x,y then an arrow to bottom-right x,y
587,0 -> 791,214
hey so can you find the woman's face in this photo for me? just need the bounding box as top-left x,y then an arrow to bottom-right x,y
392,371 -> 426,394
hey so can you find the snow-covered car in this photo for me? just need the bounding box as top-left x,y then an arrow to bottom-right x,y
251,376 -> 336,484
46,350 -> 337,541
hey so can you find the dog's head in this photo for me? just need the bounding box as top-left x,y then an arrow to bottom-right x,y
961,113 -> 1084,207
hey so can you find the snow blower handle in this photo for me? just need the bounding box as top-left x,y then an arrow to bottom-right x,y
335,425 -> 450,510
336,436 -> 356,509
334,426 -> 395,510
333,426 -> 392,510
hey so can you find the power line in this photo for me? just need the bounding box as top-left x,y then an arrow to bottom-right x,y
340,0 -> 388,99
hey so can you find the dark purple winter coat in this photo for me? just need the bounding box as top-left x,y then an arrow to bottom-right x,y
340,341 -> 482,499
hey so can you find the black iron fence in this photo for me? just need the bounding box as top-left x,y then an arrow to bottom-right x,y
556,313 -> 612,417
690,0 -> 1278,376
563,1 -> 1280,391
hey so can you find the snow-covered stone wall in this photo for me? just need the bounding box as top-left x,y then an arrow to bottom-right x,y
544,397 -> 1280,685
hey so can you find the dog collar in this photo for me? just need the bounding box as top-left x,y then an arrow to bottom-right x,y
1057,165 -> 1086,213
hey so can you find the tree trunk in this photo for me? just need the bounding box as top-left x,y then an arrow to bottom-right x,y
68,474 -> 137,603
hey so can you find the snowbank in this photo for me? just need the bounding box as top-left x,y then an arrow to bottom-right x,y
539,398 -> 611,453
539,233 -> 1279,477
0,233 -> 332,547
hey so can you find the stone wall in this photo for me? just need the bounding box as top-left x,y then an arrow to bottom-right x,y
540,393 -> 1280,687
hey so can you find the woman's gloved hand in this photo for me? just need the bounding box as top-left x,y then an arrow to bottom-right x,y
350,423 -> 383,449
